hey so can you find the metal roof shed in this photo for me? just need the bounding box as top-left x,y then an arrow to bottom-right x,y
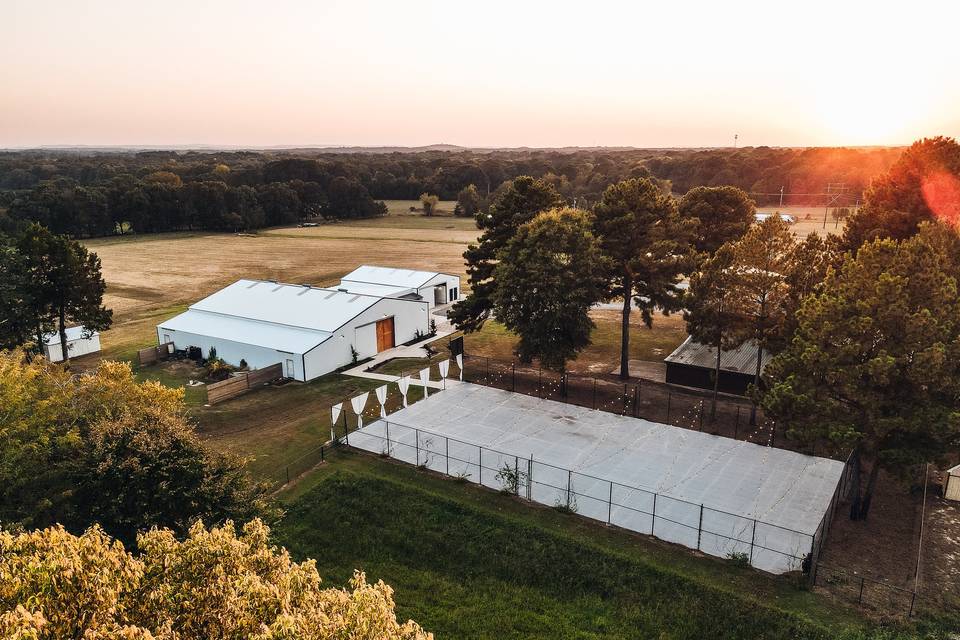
664,336 -> 770,395
43,326 -> 101,363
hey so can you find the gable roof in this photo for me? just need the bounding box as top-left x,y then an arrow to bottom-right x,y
190,279 -> 384,333
157,279 -> 417,354
341,265 -> 455,289
664,336 -> 770,375
44,326 -> 98,345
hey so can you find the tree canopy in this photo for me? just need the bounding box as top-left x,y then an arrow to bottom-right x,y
592,178 -> 696,378
678,185 -> 756,255
0,519 -> 431,640
842,136 -> 960,249
449,176 -> 562,332
0,352 -> 272,544
492,208 -> 607,370
762,223 -> 960,516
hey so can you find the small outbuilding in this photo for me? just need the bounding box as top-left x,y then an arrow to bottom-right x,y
338,265 -> 460,308
157,278 -> 432,382
43,326 -> 101,362
945,464 -> 960,502
664,336 -> 770,395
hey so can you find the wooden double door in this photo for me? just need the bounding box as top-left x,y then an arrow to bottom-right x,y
375,317 -> 395,352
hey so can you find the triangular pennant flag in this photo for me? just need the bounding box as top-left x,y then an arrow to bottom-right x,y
398,376 -> 411,407
456,353 -> 463,380
330,403 -> 343,440
351,392 -> 369,429
419,367 -> 431,397
375,384 -> 388,418
438,360 -> 450,390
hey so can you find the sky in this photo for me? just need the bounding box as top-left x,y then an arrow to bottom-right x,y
3,0 -> 959,149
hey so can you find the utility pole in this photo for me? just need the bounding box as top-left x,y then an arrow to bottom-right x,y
823,182 -> 846,229
779,186 -> 784,207
733,133 -> 738,148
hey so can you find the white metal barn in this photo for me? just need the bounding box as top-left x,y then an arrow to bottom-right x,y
43,326 -> 101,362
338,265 -> 460,308
156,279 -> 430,381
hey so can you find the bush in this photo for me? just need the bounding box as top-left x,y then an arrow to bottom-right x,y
0,519 -> 430,639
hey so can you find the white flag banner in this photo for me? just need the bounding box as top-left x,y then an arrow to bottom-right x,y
419,367 -> 431,397
330,402 -> 343,440
351,392 -> 369,429
438,360 -> 450,389
398,376 -> 411,407
375,384 -> 388,418
456,353 -> 463,380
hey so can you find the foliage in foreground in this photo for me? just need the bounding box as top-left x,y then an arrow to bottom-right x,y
0,351 -> 272,544
0,519 -> 431,640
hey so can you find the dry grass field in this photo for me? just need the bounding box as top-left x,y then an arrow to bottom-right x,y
758,205 -> 851,238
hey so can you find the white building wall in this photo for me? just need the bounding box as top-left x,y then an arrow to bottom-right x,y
44,335 -> 102,362
156,327 -> 304,381
303,297 -> 429,379
419,274 -> 461,308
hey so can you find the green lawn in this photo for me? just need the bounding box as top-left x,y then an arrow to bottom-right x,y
274,450 -> 906,640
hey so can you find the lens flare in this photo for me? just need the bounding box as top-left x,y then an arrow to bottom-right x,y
922,171 -> 960,227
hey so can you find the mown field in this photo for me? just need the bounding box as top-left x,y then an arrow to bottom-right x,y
273,450 -> 949,640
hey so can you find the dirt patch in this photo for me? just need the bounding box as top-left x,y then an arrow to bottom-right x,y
922,496 -> 960,608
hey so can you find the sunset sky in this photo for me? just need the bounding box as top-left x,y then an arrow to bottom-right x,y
3,0 -> 959,149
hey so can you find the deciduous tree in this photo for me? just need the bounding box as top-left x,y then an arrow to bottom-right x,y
449,176 -> 562,332
492,208 -> 607,370
0,519 -> 431,639
0,352 -> 272,543
419,192 -> 440,216
454,184 -> 482,217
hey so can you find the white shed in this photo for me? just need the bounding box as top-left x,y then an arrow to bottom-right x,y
157,279 -> 431,382
339,265 -> 461,309
945,464 -> 960,502
43,326 -> 102,362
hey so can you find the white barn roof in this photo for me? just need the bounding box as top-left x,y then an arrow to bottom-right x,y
159,279 -> 399,354
341,265 -> 453,289
44,326 -> 98,345
191,280 -> 383,333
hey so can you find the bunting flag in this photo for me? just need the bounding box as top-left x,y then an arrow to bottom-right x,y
375,384 -> 388,418
351,392 -> 369,429
438,360 -> 450,390
419,367 -> 431,397
455,353 -> 463,380
398,376 -> 411,407
330,402 -> 343,441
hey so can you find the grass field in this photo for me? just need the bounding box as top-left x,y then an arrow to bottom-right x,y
273,449 -> 904,640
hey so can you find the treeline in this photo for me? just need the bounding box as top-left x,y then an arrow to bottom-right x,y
0,146 -> 900,238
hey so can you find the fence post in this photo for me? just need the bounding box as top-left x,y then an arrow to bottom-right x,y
286,466 -> 290,485
527,455 -> 533,500
666,393 -> 672,422
651,493 -> 657,535
699,402 -> 704,431
486,357 -> 490,381
512,363 -> 516,392
479,446 -> 483,485
566,470 -> 572,509
622,383 -> 628,415
749,519 -> 756,565
909,591 -> 916,617
321,445 -> 324,463
633,384 -> 640,417
343,412 -> 349,446
538,367 -> 542,398
735,406 -> 740,438
607,481 -> 613,524
445,436 -> 450,475
385,421 -> 391,456
514,456 -> 520,494
858,576 -> 865,604
697,504 -> 704,550
592,378 -> 597,409
415,429 -> 421,466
